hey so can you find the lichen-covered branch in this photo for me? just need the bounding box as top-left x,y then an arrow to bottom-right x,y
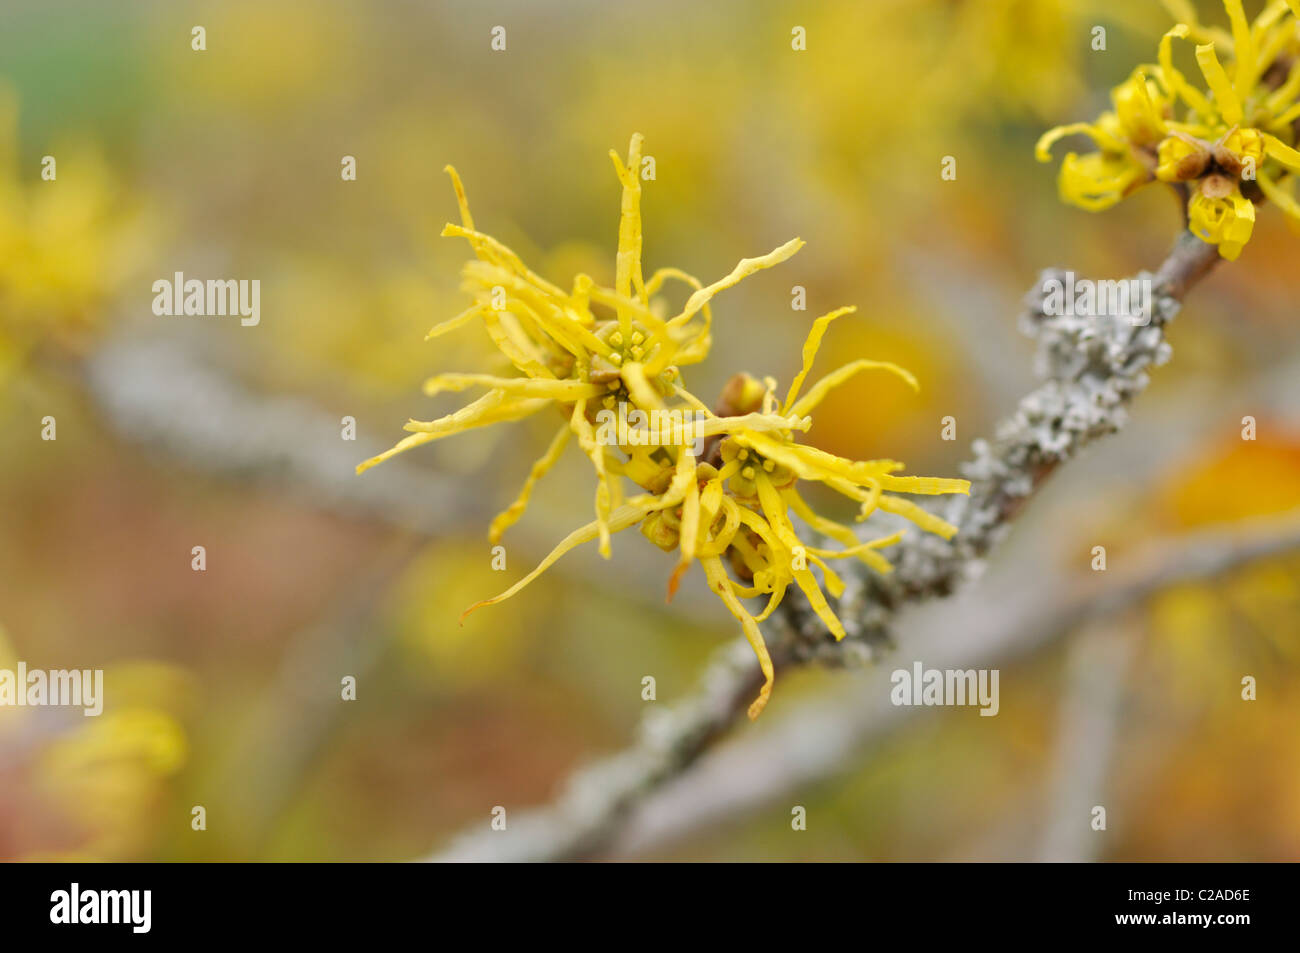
781,230 -> 1221,664
424,231 -> 1222,863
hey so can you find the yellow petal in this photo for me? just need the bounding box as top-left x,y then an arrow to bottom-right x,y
1224,0 -> 1258,101
1270,102 -> 1300,131
463,498 -> 664,622
670,460 -> 702,598
783,486 -> 858,550
1158,0 -> 1233,48
751,584 -> 787,623
668,238 -> 804,330
479,311 -> 555,379
618,360 -> 665,411
876,474 -> 971,496
875,494 -> 960,540
788,358 -> 919,418
736,431 -> 901,486
1157,27 -> 1216,116
1034,122 -> 1125,162
790,565 -> 847,640
1258,170 -> 1300,220
443,223 -> 569,299
808,535 -> 899,575
354,430 -> 440,475
1263,133 -> 1300,173
1188,185 -> 1256,259
1267,62 -> 1300,116
698,493 -> 743,557
1195,42 -> 1243,125
402,389 -> 545,433
700,555 -> 775,720
425,303 -> 483,341
609,133 -> 646,335
645,266 -> 704,298
570,398 -> 614,557
443,164 -> 474,231
782,306 -> 857,413
807,553 -> 846,599
488,426 -> 571,544
1059,151 -> 1150,210
423,373 -> 601,400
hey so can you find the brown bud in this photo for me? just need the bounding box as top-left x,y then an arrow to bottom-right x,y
1200,173 -> 1235,200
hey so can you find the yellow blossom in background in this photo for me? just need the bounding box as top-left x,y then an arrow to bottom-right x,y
1036,0 -> 1300,260
361,135 -> 969,717
1147,431 -> 1300,689
2,657 -> 195,861
34,707 -> 187,860
0,87 -> 151,384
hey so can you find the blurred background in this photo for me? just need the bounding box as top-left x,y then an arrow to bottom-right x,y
1,0 -> 1298,861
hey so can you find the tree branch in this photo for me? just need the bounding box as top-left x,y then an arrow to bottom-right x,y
604,508 -> 1300,859
423,232 -> 1224,862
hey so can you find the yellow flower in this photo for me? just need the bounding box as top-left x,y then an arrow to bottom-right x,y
1037,1 -> 1300,259
1188,183 -> 1257,260
1057,150 -> 1156,212
1035,68 -> 1169,211
364,135 -> 970,717
458,306 -> 970,719
0,87 -> 148,385
359,134 -> 803,555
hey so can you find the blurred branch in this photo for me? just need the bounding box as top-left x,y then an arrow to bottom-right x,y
81,333 -> 715,615
82,334 -> 488,535
429,637 -> 778,862
235,537 -> 423,854
1036,618 -> 1138,863
424,231 -> 1224,862
607,509 -> 1300,859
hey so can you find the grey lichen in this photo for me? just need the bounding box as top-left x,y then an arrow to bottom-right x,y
779,240 -> 1209,667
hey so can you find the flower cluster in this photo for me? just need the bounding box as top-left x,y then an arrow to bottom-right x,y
359,134 -> 970,718
1036,0 -> 1300,260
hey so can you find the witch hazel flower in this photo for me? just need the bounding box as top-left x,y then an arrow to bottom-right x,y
1037,0 -> 1300,260
359,135 -> 969,717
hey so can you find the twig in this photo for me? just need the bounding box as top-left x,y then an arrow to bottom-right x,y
82,334 -> 486,536
423,232 -> 1223,862
81,332 -> 716,616
1036,618 -> 1139,862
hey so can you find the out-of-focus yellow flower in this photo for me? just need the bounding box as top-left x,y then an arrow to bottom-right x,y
388,541 -> 532,687
34,707 -> 187,860
363,135 -> 970,717
0,651 -> 194,861
1148,430 -> 1300,684
0,87 -> 150,383
1037,0 -> 1300,260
